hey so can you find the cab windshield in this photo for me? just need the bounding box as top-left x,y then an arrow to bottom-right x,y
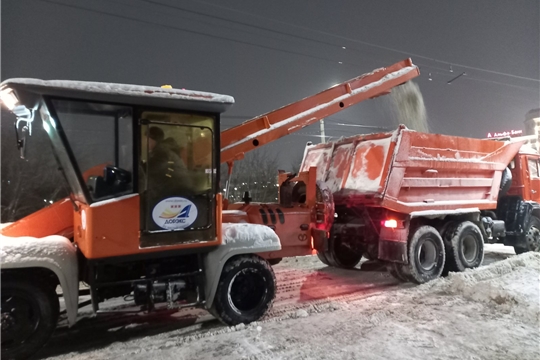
44,99 -> 134,204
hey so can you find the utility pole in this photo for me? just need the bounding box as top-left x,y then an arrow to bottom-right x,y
320,118 -> 326,143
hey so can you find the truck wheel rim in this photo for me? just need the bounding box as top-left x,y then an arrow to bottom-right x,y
227,269 -> 266,313
1,292 -> 40,349
462,234 -> 479,263
417,238 -> 437,271
526,226 -> 540,252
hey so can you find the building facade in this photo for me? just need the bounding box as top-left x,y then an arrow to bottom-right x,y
523,108 -> 540,153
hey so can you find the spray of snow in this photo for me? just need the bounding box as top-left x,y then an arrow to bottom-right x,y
390,81 -> 429,133
222,65 -> 418,152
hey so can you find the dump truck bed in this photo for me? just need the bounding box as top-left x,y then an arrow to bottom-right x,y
301,126 -> 524,214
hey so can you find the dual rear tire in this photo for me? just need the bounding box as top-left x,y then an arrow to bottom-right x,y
388,222 -> 484,284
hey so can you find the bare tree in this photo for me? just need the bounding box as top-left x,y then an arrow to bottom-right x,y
221,150 -> 279,203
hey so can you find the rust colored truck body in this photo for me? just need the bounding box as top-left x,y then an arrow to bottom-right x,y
301,126 -> 539,282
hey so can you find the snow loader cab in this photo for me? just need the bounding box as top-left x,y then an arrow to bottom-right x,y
0,79 -> 281,360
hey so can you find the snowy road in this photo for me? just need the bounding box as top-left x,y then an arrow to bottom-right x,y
37,245 -> 539,360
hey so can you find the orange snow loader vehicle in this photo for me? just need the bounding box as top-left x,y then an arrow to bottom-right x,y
301,127 -> 540,283
0,59 -> 419,359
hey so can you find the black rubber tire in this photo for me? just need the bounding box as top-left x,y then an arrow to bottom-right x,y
514,216 -> 540,254
403,225 -> 445,284
316,251 -> 331,266
211,255 -> 276,326
386,262 -> 409,282
267,258 -> 282,266
320,232 -> 362,269
444,221 -> 484,272
1,280 -> 59,360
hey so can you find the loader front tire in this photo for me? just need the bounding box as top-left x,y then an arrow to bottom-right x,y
211,255 -> 276,326
1,280 -> 59,360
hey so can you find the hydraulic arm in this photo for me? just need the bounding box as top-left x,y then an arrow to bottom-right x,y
220,58 -> 420,164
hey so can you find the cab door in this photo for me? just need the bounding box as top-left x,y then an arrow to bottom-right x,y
527,156 -> 540,202
138,111 -> 218,248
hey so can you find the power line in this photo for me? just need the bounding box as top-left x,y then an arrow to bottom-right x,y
36,0 -> 540,93
188,0 -> 540,83
140,0 -> 540,91
36,0 -> 342,65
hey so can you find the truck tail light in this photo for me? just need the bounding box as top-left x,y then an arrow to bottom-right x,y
382,219 -> 398,228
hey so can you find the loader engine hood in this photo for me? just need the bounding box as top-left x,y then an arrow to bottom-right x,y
1,198 -> 74,238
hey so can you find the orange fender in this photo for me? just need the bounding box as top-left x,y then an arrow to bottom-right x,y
1,198 -> 74,238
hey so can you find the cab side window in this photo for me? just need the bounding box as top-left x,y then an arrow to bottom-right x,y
528,158 -> 540,179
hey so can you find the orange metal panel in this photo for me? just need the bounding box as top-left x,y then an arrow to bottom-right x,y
75,195 -> 221,259
1,198 -> 74,238
302,127 -> 525,214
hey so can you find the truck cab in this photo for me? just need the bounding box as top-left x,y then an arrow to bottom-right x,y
507,151 -> 540,203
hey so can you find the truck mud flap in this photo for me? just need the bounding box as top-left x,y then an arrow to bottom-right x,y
378,240 -> 408,264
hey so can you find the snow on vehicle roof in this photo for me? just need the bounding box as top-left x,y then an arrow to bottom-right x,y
1,78 -> 235,104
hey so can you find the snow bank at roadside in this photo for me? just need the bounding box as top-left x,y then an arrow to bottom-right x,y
420,252 -> 540,323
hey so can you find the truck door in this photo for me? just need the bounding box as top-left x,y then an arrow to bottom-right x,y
527,156 -> 540,202
139,111 -> 217,248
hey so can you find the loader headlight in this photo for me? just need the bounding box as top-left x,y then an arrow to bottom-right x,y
0,87 -> 19,110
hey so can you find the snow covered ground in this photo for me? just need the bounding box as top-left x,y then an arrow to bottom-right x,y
37,244 -> 539,360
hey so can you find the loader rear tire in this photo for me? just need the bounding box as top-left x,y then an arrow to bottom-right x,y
1,280 -> 59,360
444,221 -> 484,272
211,255 -> 276,326
514,216 -> 540,254
403,226 -> 445,284
322,232 -> 362,269
316,251 -> 331,266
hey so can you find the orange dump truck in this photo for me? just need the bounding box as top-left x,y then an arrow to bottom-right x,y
301,126 -> 540,283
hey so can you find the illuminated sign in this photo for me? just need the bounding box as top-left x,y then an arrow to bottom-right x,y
486,130 -> 523,138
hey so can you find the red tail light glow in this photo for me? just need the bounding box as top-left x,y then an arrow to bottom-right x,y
383,219 -> 398,228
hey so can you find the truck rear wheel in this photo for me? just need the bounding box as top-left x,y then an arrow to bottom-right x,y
211,255 -> 276,326
444,221 -> 484,272
321,232 -> 362,269
404,226 -> 445,284
514,216 -> 540,254
1,280 -> 59,360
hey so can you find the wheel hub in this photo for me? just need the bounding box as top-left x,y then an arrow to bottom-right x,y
1,311 -> 15,332
228,269 -> 266,313
462,234 -> 479,262
1,294 -> 40,348
418,239 -> 437,271
526,226 -> 540,252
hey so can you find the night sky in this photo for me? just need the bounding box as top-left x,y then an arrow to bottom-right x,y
2,0 -> 539,168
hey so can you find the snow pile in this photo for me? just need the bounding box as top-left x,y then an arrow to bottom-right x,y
390,81 -> 429,133
1,233 -> 74,267
221,223 -> 280,247
421,252 -> 540,323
